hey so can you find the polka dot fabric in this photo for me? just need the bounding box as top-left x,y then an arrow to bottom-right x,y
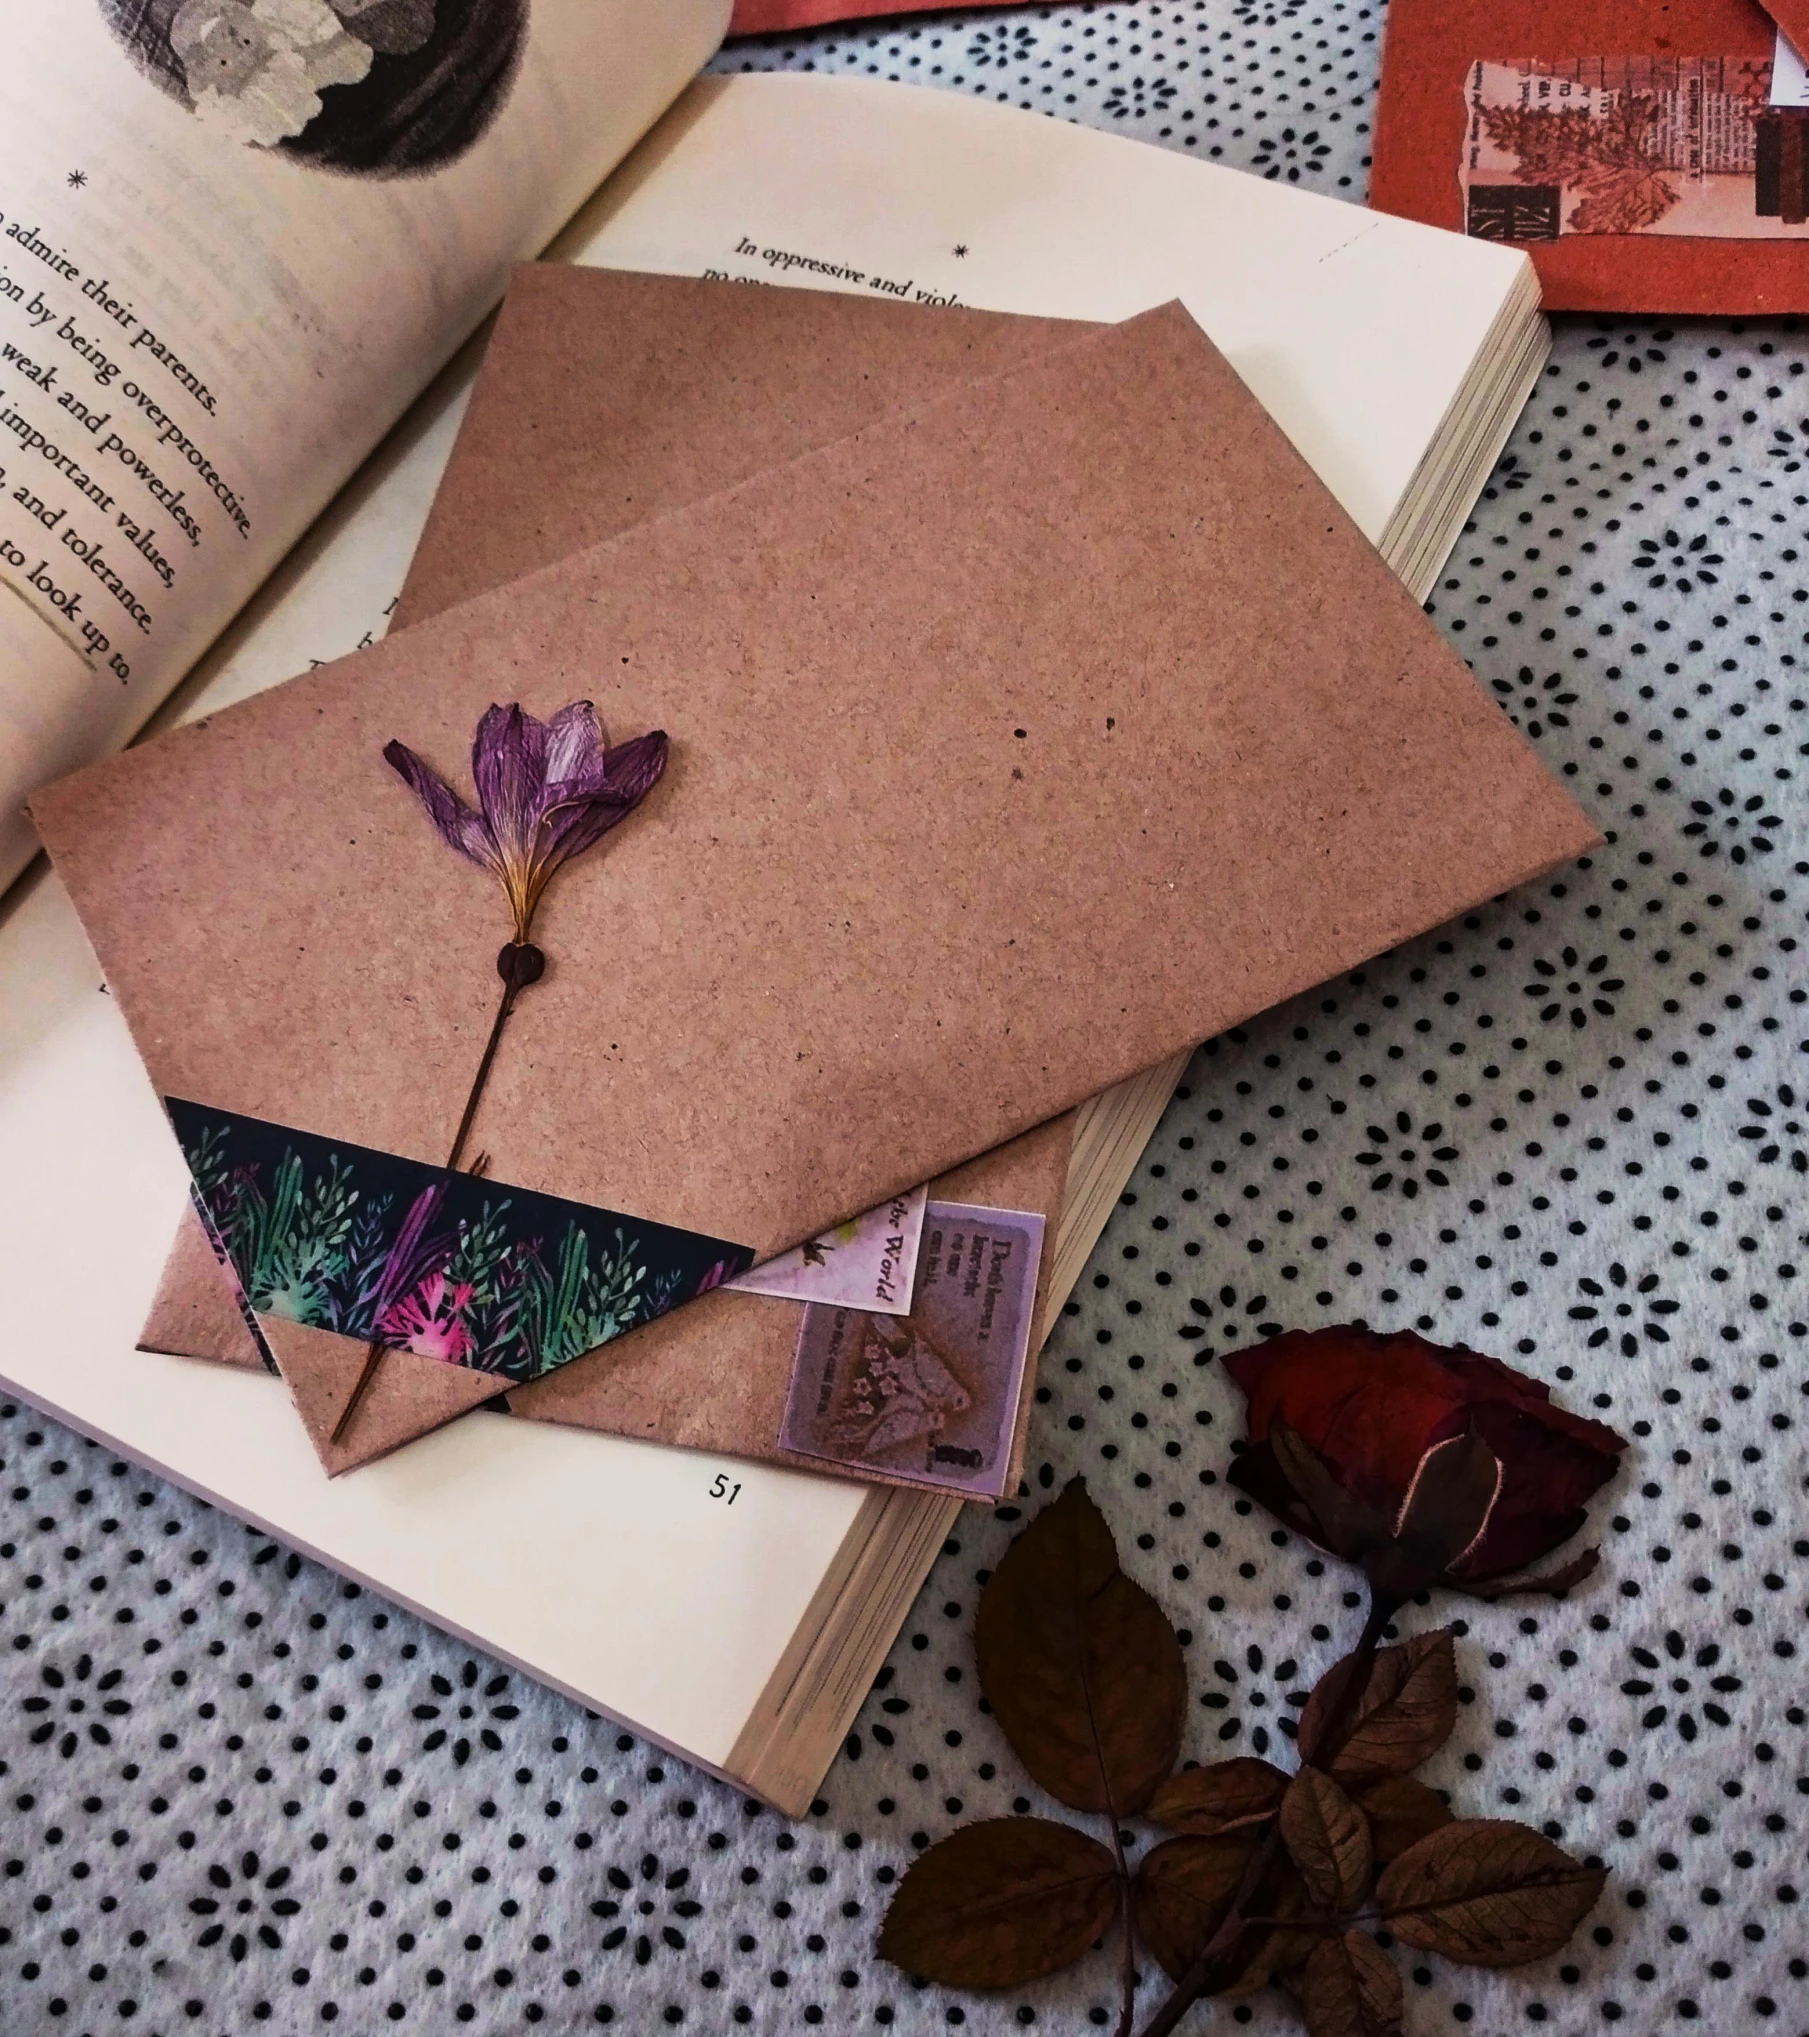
6,6 -> 1809,2031
710,1 -> 1383,194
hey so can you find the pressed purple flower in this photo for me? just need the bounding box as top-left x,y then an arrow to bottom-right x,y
385,701 -> 667,944
334,698 -> 666,1448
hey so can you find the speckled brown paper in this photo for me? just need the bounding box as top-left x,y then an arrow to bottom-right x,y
510,1114 -> 1073,1493
138,1203 -> 265,1374
397,265 -> 1095,633
133,270 -> 1105,1478
41,295 -> 1597,1473
136,1113 -> 1071,1491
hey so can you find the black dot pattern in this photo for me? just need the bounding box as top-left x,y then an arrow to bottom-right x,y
711,0 -> 1381,194
6,7 -> 1809,2031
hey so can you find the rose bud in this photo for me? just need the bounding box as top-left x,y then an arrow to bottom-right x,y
1220,1327 -> 1628,1599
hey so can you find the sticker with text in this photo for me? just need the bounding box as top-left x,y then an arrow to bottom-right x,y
1459,56 -> 1809,239
1774,30 -> 1809,108
727,1185 -> 927,1313
778,1201 -> 1044,1500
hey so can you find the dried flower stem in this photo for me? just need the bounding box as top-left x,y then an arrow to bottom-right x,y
329,942 -> 544,1445
1108,1815 -> 1136,2037
1133,1589 -> 1402,2037
443,961 -> 533,1177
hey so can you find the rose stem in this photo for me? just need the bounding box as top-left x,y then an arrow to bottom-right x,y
1108,1813 -> 1136,2037
1132,1587 -> 1404,2037
329,965 -> 528,1445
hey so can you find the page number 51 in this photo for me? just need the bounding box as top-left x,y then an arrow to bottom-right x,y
708,1473 -> 741,1505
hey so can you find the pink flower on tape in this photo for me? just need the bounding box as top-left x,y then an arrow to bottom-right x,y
379,1273 -> 477,1366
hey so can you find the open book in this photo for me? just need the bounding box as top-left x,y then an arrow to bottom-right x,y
0,41 -> 1547,1810
0,0 -> 731,891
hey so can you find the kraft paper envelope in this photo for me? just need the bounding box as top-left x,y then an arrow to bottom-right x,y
1372,0 -> 1809,313
35,301 -> 1597,1482
394,265 -> 1097,632
137,269 -> 1119,1481
142,1114 -> 1072,1491
408,271 -> 1099,1482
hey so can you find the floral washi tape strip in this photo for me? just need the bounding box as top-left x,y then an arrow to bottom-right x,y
167,1098 -> 753,1388
1460,56 -> 1809,239
779,1201 -> 1045,1500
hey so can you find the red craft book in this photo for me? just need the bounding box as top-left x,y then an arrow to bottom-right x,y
1371,0 -> 1809,312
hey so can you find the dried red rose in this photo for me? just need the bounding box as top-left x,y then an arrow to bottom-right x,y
1221,1327 -> 1627,1588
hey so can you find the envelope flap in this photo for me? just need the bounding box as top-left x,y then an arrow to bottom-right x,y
399,263 -> 1092,631
33,302 -> 1595,1282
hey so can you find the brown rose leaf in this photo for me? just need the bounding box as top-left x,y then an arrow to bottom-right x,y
1297,1629 -> 1458,1785
1130,1832 -> 1258,1982
877,1817 -> 1121,1988
1376,1820 -> 1607,1968
974,1478 -> 1186,1815
1298,1930 -> 1404,2037
1224,1867 -> 1321,1997
1356,1776 -> 1455,1863
1147,1757 -> 1289,1837
1280,1767 -> 1373,1912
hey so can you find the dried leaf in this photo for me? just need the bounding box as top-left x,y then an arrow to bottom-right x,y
1298,1930 -> 1404,2037
1148,1758 -> 1288,1837
1224,1868 -> 1321,1997
1356,1776 -> 1455,1863
1376,1820 -> 1606,1968
1281,1767 -> 1373,1912
1456,1546 -> 1600,1603
1271,1418 -> 1390,1558
1130,1832 -> 1257,1982
1297,1629 -> 1458,1785
877,1817 -> 1121,1988
1391,1433 -> 1502,1574
974,1479 -> 1186,1815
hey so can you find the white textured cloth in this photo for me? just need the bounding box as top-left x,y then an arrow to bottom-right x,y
4,5 -> 1807,2032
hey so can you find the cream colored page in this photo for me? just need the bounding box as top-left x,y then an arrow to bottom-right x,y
572,74 -> 1525,548
0,0 -> 728,887
0,864 -> 869,1770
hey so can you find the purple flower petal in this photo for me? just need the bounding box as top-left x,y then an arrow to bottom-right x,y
389,704 -> 666,941
383,741 -> 499,873
541,701 -> 607,794
539,731 -> 669,866
472,704 -> 548,870
600,729 -> 669,803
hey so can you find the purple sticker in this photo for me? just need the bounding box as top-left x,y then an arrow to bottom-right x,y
779,1201 -> 1045,1499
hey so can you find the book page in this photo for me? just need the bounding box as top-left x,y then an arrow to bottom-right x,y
0,0 -> 728,887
